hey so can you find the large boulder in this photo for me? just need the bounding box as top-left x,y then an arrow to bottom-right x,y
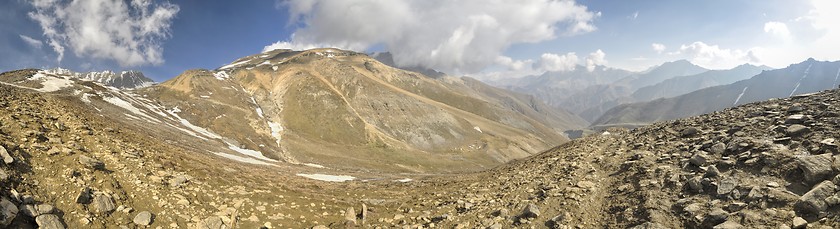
795,181 -> 837,215
797,153 -> 834,184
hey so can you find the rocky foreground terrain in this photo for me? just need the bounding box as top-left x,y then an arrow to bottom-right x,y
3,74 -> 840,229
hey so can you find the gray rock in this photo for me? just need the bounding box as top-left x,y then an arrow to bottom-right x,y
198,216 -> 225,229
681,127 -> 699,137
690,153 -> 709,166
797,153 -> 834,184
630,222 -> 669,229
344,207 -> 356,226
687,176 -> 704,192
796,181 -> 836,215
521,203 -> 540,218
91,193 -> 116,214
1,197 -> 18,226
0,145 -> 12,164
78,155 -> 104,170
705,208 -> 729,225
705,165 -> 721,177
786,125 -> 810,137
75,187 -> 92,204
713,221 -> 743,229
785,114 -> 806,124
792,216 -> 807,229
710,143 -> 726,154
20,204 -> 38,217
169,175 -> 189,187
717,177 -> 738,196
36,204 -> 55,215
35,214 -> 65,229
133,211 -> 153,226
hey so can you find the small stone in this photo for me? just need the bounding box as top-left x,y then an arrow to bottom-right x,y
1,197 -> 19,226
311,226 -> 329,229
705,165 -> 721,177
767,182 -> 781,188
78,155 -> 104,170
681,127 -> 699,137
75,187 -> 92,204
133,211 -> 153,226
690,153 -> 708,166
91,193 -> 116,214
20,204 -> 38,217
786,125 -> 810,137
710,143 -> 726,154
705,208 -> 729,225
199,216 -> 226,229
713,221 -> 743,229
521,203 -> 540,218
36,204 -> 55,215
35,214 -> 65,229
785,114 -> 806,124
717,177 -> 738,196
344,207 -> 356,226
0,145 -> 13,164
687,176 -> 704,192
792,216 -> 807,229
169,175 -> 189,187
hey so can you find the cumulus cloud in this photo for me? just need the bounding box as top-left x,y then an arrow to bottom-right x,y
651,43 -> 666,54
534,52 -> 578,72
267,0 -> 599,73
495,56 -> 532,71
28,0 -> 179,66
764,21 -> 792,41
674,41 -> 760,69
585,49 -> 606,72
19,35 -> 43,49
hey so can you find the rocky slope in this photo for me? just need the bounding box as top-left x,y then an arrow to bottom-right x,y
3,66 -> 840,228
139,48 -> 579,173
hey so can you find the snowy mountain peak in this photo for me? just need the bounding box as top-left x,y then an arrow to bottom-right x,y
43,68 -> 155,89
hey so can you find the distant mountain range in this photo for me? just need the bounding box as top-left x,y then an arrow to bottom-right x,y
43,68 -> 154,89
592,58 -> 840,129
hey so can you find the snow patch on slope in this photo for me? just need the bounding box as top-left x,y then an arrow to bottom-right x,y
268,121 -> 284,145
213,71 -> 229,80
103,96 -> 159,123
733,87 -> 749,106
227,144 -> 278,162
29,72 -> 74,92
214,152 -> 276,166
789,64 -> 812,97
296,174 -> 355,182
219,60 -> 249,70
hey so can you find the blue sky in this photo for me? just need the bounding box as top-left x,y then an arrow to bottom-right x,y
2,0 -> 838,81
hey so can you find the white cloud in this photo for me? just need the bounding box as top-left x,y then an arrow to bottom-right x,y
585,49 -> 606,72
28,0 -> 179,66
631,11 -> 639,20
19,35 -> 43,49
535,52 -> 578,72
651,43 -> 666,54
674,41 -> 760,69
495,56 -> 532,71
268,0 -> 599,74
764,21 -> 792,41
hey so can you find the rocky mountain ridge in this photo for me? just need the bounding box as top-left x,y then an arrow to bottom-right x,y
43,68 -> 155,89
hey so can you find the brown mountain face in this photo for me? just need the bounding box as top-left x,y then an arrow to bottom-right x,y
141,48 -> 577,172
